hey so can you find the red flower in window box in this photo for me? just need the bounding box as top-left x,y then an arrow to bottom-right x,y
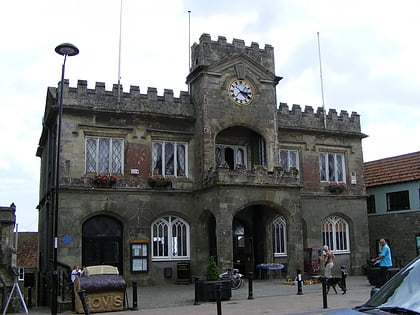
92,174 -> 117,186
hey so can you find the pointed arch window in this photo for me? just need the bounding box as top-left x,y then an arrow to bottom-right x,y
272,216 -> 287,257
322,216 -> 350,253
152,216 -> 190,261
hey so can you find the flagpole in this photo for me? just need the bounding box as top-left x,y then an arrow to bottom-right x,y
317,32 -> 327,128
117,0 -> 123,103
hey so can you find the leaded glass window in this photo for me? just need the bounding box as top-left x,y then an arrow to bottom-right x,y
320,152 -> 346,183
279,150 -> 299,171
152,141 -> 187,177
215,144 -> 247,169
85,137 -> 124,174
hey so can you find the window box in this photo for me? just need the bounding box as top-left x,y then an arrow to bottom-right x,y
327,183 -> 345,194
148,176 -> 172,188
92,174 -> 117,187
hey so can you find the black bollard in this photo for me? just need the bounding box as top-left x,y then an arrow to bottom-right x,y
247,272 -> 254,300
132,280 -> 139,310
77,290 -> 90,315
320,276 -> 328,309
296,269 -> 303,295
340,265 -> 347,294
27,287 -> 32,308
215,283 -> 222,315
194,277 -> 201,305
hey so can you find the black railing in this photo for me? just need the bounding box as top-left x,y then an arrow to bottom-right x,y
57,262 -> 72,303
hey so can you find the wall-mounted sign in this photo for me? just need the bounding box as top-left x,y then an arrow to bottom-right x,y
62,235 -> 72,245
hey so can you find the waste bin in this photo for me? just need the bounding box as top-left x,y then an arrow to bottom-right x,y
177,262 -> 191,284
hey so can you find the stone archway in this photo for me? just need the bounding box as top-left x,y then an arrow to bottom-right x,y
232,204 -> 280,275
215,126 -> 267,169
82,215 -> 123,274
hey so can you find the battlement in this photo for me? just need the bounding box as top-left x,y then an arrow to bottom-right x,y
190,33 -> 275,73
277,103 -> 363,135
57,79 -> 194,118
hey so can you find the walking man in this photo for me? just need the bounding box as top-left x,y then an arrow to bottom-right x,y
371,238 -> 392,287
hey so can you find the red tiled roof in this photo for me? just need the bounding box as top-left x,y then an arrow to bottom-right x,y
17,232 -> 38,267
364,151 -> 420,187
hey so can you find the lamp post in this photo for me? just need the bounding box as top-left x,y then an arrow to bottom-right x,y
52,43 -> 79,315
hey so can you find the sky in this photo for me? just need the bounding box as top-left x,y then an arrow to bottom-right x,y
1,0 -> 419,232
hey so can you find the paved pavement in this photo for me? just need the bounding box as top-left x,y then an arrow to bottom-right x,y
20,276 -> 374,315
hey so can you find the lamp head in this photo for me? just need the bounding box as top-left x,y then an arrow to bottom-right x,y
55,43 -> 79,56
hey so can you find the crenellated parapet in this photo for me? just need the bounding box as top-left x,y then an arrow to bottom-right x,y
190,33 -> 275,73
277,103 -> 363,135
57,79 -> 194,118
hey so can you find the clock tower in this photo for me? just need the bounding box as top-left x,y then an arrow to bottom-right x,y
186,34 -> 282,182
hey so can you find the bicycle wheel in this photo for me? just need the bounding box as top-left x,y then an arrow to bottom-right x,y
231,277 -> 242,289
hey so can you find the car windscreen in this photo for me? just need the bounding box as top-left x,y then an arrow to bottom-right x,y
363,256 -> 420,313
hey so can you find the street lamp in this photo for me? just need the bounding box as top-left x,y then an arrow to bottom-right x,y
52,43 -> 79,315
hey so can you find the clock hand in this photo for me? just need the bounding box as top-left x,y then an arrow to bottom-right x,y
240,90 -> 249,98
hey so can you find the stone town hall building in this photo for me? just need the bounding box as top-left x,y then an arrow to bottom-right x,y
37,34 -> 369,300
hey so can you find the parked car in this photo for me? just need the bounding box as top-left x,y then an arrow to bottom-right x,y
328,255 -> 420,314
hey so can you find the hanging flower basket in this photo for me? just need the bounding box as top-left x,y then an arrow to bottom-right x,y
327,182 -> 346,193
148,176 -> 172,188
92,174 -> 117,187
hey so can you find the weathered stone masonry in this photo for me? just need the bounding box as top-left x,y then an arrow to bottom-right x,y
37,34 -> 369,305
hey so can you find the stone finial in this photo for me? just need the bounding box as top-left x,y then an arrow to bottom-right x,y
279,103 -> 289,114
113,84 -> 122,97
328,109 -> 338,120
164,89 -> 174,102
304,106 -> 314,115
200,33 -> 211,43
147,87 -> 158,100
218,36 -> 227,45
130,85 -> 140,95
292,104 -> 302,115
95,82 -> 106,94
340,110 -> 349,121
251,42 -> 260,50
233,38 -> 245,48
77,80 -> 87,94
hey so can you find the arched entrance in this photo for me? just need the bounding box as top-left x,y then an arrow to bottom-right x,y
232,205 -> 280,275
82,215 -> 123,274
215,126 -> 267,170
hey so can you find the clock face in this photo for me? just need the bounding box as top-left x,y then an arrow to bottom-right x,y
229,79 -> 253,105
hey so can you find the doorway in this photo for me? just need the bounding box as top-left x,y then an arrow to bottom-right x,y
82,215 -> 123,274
232,219 -> 255,275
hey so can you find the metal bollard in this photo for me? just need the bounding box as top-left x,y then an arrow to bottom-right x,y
296,269 -> 303,295
132,280 -> 139,310
77,290 -> 90,315
320,276 -> 328,309
27,287 -> 32,308
215,283 -> 222,315
341,265 -> 347,293
194,277 -> 201,305
247,272 -> 254,300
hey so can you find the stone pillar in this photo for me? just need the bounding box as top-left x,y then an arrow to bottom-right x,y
215,212 -> 233,271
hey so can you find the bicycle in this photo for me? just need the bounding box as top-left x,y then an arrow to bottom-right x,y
219,268 -> 244,289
